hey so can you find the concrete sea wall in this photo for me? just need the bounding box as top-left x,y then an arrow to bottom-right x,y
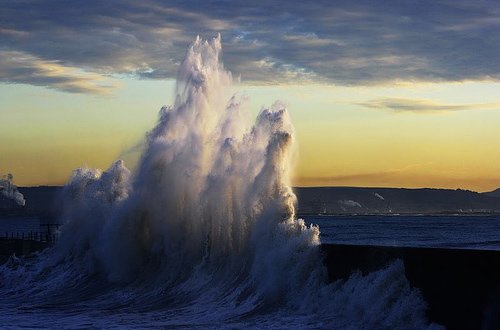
321,244 -> 500,330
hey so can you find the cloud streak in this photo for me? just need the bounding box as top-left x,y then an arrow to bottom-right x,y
0,51 -> 118,95
359,98 -> 500,113
294,163 -> 435,186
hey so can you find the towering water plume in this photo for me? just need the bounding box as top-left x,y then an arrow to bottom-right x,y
55,34 -> 319,296
0,36 -> 436,329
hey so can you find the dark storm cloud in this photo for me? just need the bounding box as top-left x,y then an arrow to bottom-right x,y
1,0 -> 500,93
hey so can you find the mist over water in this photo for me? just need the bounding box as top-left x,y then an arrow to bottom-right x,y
0,36 -> 438,329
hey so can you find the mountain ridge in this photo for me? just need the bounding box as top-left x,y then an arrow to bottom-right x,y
484,188 -> 500,198
2,186 -> 500,217
294,186 -> 500,215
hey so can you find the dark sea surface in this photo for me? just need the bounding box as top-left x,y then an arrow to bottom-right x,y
304,214 -> 500,250
3,215 -> 499,251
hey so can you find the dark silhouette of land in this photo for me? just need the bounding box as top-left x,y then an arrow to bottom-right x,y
295,186 -> 500,215
485,188 -> 500,198
1,186 -> 500,217
0,186 -> 61,217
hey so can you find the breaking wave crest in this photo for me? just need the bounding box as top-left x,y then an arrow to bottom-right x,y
0,36 -> 438,329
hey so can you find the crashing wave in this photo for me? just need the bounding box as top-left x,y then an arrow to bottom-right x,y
0,35 -> 438,329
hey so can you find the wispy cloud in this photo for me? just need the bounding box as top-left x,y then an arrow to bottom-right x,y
296,163 -> 432,185
359,98 -> 500,113
0,51 -> 119,95
294,171 -> 500,192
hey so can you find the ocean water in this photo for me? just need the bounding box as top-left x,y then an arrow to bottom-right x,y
0,37 -> 441,329
305,215 -> 500,250
3,215 -> 499,250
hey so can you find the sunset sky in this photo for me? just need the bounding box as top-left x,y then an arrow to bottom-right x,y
1,0 -> 499,191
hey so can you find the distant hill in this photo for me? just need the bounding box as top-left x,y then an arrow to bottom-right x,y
2,186 -> 500,217
18,186 -> 62,215
294,187 -> 500,215
484,188 -> 500,198
0,186 -> 61,217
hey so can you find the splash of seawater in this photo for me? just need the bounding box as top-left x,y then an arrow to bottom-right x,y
0,35 -> 439,329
